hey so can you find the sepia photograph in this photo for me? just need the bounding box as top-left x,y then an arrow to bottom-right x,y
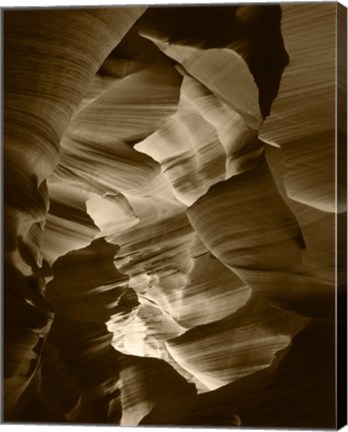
2,1 -> 347,429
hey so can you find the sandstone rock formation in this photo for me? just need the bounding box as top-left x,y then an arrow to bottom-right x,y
3,4 -> 340,428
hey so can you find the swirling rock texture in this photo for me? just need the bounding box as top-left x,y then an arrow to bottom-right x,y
3,3 -> 344,428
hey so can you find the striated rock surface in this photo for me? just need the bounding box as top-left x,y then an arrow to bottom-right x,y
3,7 -> 145,419
3,4 -> 339,428
259,4 -> 338,213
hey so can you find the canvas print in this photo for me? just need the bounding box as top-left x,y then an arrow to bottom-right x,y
2,2 -> 347,429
